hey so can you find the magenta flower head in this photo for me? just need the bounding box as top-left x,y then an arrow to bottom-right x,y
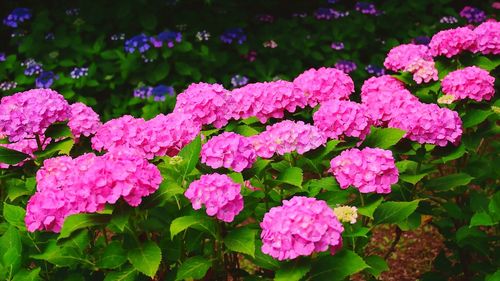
201,132 -> 256,172
429,27 -> 476,58
249,120 -> 326,158
383,44 -> 431,72
260,196 -> 344,260
313,100 -> 372,140
293,67 -> 354,107
174,82 -> 231,128
68,103 -> 101,139
0,89 -> 70,142
185,173 -> 243,223
441,66 -> 495,102
329,147 -> 399,194
471,21 -> 500,55
91,115 -> 146,154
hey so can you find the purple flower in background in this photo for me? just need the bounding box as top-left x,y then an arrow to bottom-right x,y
413,36 -> 431,45
65,8 -> 80,16
315,8 -> 348,20
439,16 -> 458,24
111,33 -> 125,41
220,28 -> 246,44
243,50 -> 257,62
331,42 -> 345,50
0,53 -> 6,62
231,75 -> 249,87
36,71 -> 57,88
365,64 -> 385,76
196,30 -> 210,41
152,31 -> 182,48
70,67 -> 89,79
124,34 -> 150,53
335,60 -> 357,73
0,81 -> 17,91
256,14 -> 274,23
152,84 -> 175,101
459,6 -> 486,23
22,59 -> 43,76
45,33 -> 55,40
133,86 -> 153,99
328,0 -> 340,3
3,8 -> 31,28
355,2 -> 381,15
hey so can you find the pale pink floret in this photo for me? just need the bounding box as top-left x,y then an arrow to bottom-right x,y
249,120 -> 327,158
0,89 -> 70,142
361,75 -> 406,94
293,67 -> 354,107
405,58 -> 439,84
429,27 -> 476,58
174,82 -> 231,128
441,66 -> 495,102
68,103 -> 101,138
383,44 -> 431,72
329,147 -> 399,194
260,196 -> 344,260
313,100 -> 372,140
185,173 -> 243,223
471,21 -> 500,55
201,132 -> 256,172
230,81 -> 307,123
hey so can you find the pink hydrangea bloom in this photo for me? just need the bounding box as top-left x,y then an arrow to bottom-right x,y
441,66 -> 495,102
230,81 -> 307,123
405,58 -> 439,84
260,196 -> 344,260
249,120 -> 327,158
91,115 -> 146,153
361,75 -> 406,94
329,147 -> 399,194
429,27 -> 476,58
201,132 -> 256,172
383,44 -> 431,71
471,21 -> 500,55
68,103 -> 101,138
25,150 -> 162,232
293,67 -> 354,107
388,103 -> 463,146
185,173 -> 243,222
313,100 -> 372,140
0,89 -> 70,142
174,82 -> 231,128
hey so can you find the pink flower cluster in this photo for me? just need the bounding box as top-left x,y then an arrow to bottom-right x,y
201,132 -> 256,172
429,27 -> 476,58
383,44 -> 431,71
68,103 -> 101,138
230,81 -> 307,123
0,89 -> 70,142
405,58 -> 439,84
441,66 -> 495,102
91,115 -> 146,153
249,120 -> 327,158
260,196 -> 344,260
329,147 -> 399,194
293,67 -> 354,107
471,21 -> 500,55
25,150 -> 162,232
313,100 -> 371,140
184,173 -> 243,222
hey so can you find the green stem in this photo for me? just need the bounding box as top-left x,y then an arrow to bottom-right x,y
35,134 -> 43,151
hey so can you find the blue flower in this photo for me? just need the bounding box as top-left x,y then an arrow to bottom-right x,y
36,71 -> 57,88
0,53 -> 5,62
220,28 -> 246,44
365,64 -> 385,76
231,75 -> 249,87
152,31 -> 182,48
413,36 -> 431,45
459,6 -> 486,23
22,59 -> 43,76
124,34 -> 151,53
355,2 -> 381,15
133,86 -> 153,99
151,84 -> 174,101
0,81 -> 17,91
335,60 -> 357,73
70,67 -> 89,79
3,8 -> 31,28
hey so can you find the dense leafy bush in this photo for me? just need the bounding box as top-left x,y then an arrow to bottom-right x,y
0,1 -> 499,281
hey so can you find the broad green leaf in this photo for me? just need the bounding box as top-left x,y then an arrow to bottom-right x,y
364,255 -> 388,278
309,250 -> 368,281
251,241 -> 280,270
277,167 -> 303,188
3,203 -> 26,230
12,268 -> 41,281
308,177 -> 339,196
127,240 -> 162,278
31,240 -> 90,267
470,211 -> 495,227
362,127 -> 406,149
34,138 -> 74,159
358,197 -> 383,219
462,109 -> 493,128
59,213 -> 111,239
489,192 -> 500,222
44,123 -> 74,139
103,266 -> 137,281
170,215 -> 216,239
176,256 -> 211,281
486,270 -> 500,281
235,125 -> 260,136
432,144 -> 466,164
275,261 -> 311,281
0,146 -> 30,165
224,227 -> 257,257
0,226 -> 22,274
469,56 -> 500,71
343,227 -> 370,238
425,173 -> 473,191
374,200 -> 421,224
98,241 -> 128,269
6,179 -> 30,201
178,136 -> 201,180
400,173 -> 427,185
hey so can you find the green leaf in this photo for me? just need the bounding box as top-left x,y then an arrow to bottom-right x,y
462,109 -> 493,128
489,192 -> 500,222
31,240 -> 88,267
224,227 -> 257,257
44,123 -> 74,139
469,56 -> 500,71
34,138 -> 74,159
175,62 -> 192,76
98,241 -> 128,269
362,127 -> 406,149
374,200 -> 421,224
425,173 -> 473,191
470,211 -> 495,227
58,213 -> 111,239
127,240 -> 162,278
275,261 -> 311,281
178,135 -> 201,180
400,173 -> 427,185
103,266 -> 137,281
12,268 -> 41,281
3,203 -> 26,230
0,146 -> 30,165
175,256 -> 211,281
0,226 -> 22,274
277,167 -> 303,188
235,125 -> 259,136
364,255 -> 388,278
170,215 -> 216,239
309,250 -> 368,281
357,197 -> 383,219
